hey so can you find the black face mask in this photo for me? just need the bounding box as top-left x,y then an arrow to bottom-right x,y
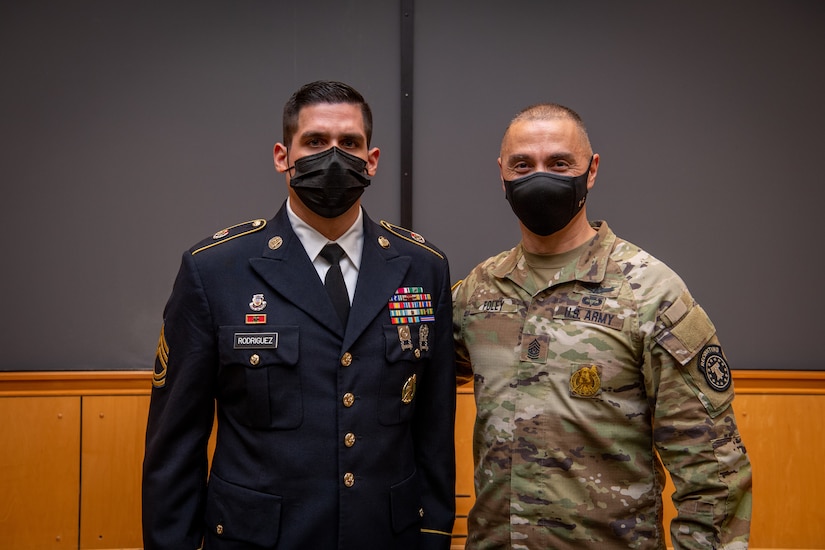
503,158 -> 593,236
288,147 -> 371,218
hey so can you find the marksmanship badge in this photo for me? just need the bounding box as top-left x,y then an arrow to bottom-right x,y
397,325 -> 413,351
419,324 -> 429,352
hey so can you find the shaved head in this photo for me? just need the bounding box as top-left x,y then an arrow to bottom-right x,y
502,103 -> 592,156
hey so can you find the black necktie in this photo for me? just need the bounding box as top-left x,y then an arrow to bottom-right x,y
319,243 -> 350,325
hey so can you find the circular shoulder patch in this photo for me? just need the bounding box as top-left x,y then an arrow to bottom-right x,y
697,344 -> 731,392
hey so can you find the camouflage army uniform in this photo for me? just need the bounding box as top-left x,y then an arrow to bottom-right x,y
453,221 -> 751,550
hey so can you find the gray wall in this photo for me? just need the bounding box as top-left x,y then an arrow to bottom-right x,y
1,1 -> 823,371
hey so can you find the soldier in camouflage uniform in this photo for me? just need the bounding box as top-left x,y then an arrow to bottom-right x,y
453,103 -> 752,549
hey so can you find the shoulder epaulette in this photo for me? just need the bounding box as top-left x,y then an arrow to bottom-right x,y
192,219 -> 267,255
379,220 -> 444,259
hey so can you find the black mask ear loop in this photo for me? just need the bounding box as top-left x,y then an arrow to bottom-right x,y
284,149 -> 296,175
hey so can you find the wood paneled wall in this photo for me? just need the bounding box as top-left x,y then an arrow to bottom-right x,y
1,370 -> 823,550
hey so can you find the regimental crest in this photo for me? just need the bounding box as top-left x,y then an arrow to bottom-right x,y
249,294 -> 267,312
698,344 -> 731,392
570,364 -> 601,398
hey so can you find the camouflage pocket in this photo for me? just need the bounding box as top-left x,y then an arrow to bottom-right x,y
676,345 -> 735,417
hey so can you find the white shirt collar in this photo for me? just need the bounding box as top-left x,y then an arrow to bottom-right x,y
286,197 -> 364,270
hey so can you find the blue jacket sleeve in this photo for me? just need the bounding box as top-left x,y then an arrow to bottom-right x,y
142,252 -> 217,550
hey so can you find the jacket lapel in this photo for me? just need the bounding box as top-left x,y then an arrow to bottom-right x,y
248,208 -> 411,342
249,207 -> 343,332
344,219 -> 410,350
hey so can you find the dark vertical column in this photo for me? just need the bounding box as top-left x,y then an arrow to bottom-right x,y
400,0 -> 414,228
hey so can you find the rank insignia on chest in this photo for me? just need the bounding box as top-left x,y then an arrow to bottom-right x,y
519,334 -> 549,363
570,364 -> 602,398
388,287 -> 435,325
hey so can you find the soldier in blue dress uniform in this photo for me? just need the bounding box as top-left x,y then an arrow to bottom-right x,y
142,80 -> 456,550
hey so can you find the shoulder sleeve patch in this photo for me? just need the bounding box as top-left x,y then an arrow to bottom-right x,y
379,220 -> 444,259
192,219 -> 267,255
677,339 -> 735,416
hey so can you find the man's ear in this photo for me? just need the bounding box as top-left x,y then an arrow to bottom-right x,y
498,157 -> 505,192
273,143 -> 289,173
365,147 -> 380,176
586,153 -> 600,190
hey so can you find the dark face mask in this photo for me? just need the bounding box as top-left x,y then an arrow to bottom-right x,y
503,158 -> 593,236
288,146 -> 371,218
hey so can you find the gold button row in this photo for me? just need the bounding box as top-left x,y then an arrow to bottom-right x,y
342,350 -> 356,486
248,351 -> 354,368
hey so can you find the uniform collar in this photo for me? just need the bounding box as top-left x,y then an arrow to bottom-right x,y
286,198 -> 364,269
492,221 -> 615,289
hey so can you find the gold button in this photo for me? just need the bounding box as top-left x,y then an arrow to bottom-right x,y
344,432 -> 356,447
343,392 -> 355,407
249,354 -> 260,366
344,472 -> 355,487
268,236 -> 283,250
414,348 -> 421,359
341,352 -> 353,367
419,507 -> 424,517
216,524 -> 224,535
378,235 -> 390,249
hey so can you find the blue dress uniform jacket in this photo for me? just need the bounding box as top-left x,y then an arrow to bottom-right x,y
142,204 -> 456,550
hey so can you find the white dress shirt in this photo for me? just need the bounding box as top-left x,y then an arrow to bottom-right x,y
286,198 -> 363,304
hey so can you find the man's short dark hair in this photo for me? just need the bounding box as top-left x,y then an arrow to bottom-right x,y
283,80 -> 373,147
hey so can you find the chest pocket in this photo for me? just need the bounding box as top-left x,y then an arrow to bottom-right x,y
219,325 -> 300,429
379,323 -> 430,425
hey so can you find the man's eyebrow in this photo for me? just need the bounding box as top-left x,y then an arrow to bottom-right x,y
505,153 -> 532,164
298,130 -> 329,141
298,130 -> 365,143
339,132 -> 365,143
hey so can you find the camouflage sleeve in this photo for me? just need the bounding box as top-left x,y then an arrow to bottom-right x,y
648,293 -> 752,549
452,279 -> 474,386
